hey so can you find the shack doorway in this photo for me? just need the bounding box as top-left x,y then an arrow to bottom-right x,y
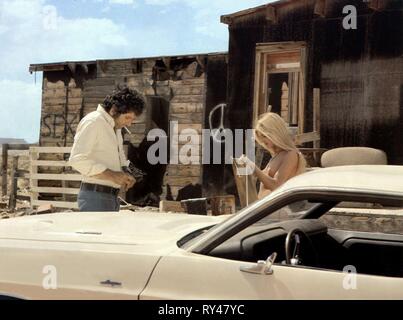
125,96 -> 169,206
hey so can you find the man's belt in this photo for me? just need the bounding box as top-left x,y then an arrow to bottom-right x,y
80,182 -> 120,196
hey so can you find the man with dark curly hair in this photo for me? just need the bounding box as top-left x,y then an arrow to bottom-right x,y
69,87 -> 145,212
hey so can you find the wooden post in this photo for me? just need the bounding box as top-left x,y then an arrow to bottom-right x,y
29,148 -> 39,209
298,47 -> 307,135
8,156 -> 18,210
1,144 -> 9,196
313,88 -> 321,165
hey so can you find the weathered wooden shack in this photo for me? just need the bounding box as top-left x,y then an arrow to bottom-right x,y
29,0 -> 402,207
221,0 -> 403,166
29,53 -> 228,205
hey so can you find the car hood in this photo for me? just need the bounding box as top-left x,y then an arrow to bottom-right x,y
0,211 -> 228,247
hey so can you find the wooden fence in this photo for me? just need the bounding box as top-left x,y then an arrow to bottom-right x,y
1,144 -> 32,210
29,146 -> 82,210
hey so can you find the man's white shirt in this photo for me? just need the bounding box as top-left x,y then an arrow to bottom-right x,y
69,105 -> 127,188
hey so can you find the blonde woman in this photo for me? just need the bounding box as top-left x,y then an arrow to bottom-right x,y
239,112 -> 306,199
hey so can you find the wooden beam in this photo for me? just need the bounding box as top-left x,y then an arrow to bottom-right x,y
1,144 -> 9,196
162,57 -> 171,69
295,131 -> 321,145
29,150 -> 39,209
265,5 -> 277,24
97,60 -> 108,73
31,200 -> 78,209
220,3 -> 271,25
31,160 -> 69,167
314,0 -> 327,17
313,88 -> 321,164
159,200 -> 185,213
367,0 -> 388,11
220,16 -> 233,25
42,65 -> 65,72
196,56 -> 206,71
67,62 -> 77,74
6,144 -> 32,150
31,187 -> 80,195
313,88 -> 321,136
29,174 -> 83,181
30,146 -> 72,153
8,156 -> 18,211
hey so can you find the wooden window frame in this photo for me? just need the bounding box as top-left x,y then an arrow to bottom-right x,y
253,41 -> 307,136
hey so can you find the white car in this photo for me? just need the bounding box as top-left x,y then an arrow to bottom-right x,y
1,165 -> 403,300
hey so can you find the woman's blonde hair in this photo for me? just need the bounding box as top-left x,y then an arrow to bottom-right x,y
255,112 -> 306,174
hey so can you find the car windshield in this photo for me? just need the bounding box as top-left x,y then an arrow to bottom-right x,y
179,199 -> 322,248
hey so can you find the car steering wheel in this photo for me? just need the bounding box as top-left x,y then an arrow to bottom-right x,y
285,228 -> 318,266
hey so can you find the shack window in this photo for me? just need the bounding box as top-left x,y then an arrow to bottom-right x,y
253,42 -> 306,135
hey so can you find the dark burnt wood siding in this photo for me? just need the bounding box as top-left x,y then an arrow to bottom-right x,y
226,0 -> 403,163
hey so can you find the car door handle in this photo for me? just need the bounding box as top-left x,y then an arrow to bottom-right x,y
240,252 -> 277,275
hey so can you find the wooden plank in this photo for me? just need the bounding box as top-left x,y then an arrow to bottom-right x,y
262,53 -> 268,114
16,171 -> 30,179
164,176 -> 200,186
32,160 -> 70,167
43,88 -> 82,99
8,150 -> 29,157
172,86 -> 204,96
45,80 -> 69,89
314,0 -> 327,17
170,103 -> 203,113
253,51 -> 262,127
6,144 -> 32,151
265,5 -> 277,23
43,97 -> 83,105
43,104 -> 82,113
1,143 -> 8,196
256,42 -> 306,53
32,200 -> 78,209
295,131 -> 320,145
159,200 -> 185,213
170,95 -> 204,104
177,124 -> 202,134
169,78 -> 205,86
30,147 -> 72,153
166,165 -> 201,177
29,174 -> 83,181
31,187 -> 80,195
8,156 -> 18,210
298,47 -> 307,135
16,195 -> 31,201
290,72 -> 299,125
170,112 -> 203,124
210,195 -> 236,215
266,52 -> 300,65
29,150 -> 39,208
313,88 -> 321,148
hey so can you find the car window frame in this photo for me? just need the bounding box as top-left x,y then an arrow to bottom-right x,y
186,187 -> 403,255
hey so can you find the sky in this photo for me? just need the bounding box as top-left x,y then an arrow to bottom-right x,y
0,0 -> 273,143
